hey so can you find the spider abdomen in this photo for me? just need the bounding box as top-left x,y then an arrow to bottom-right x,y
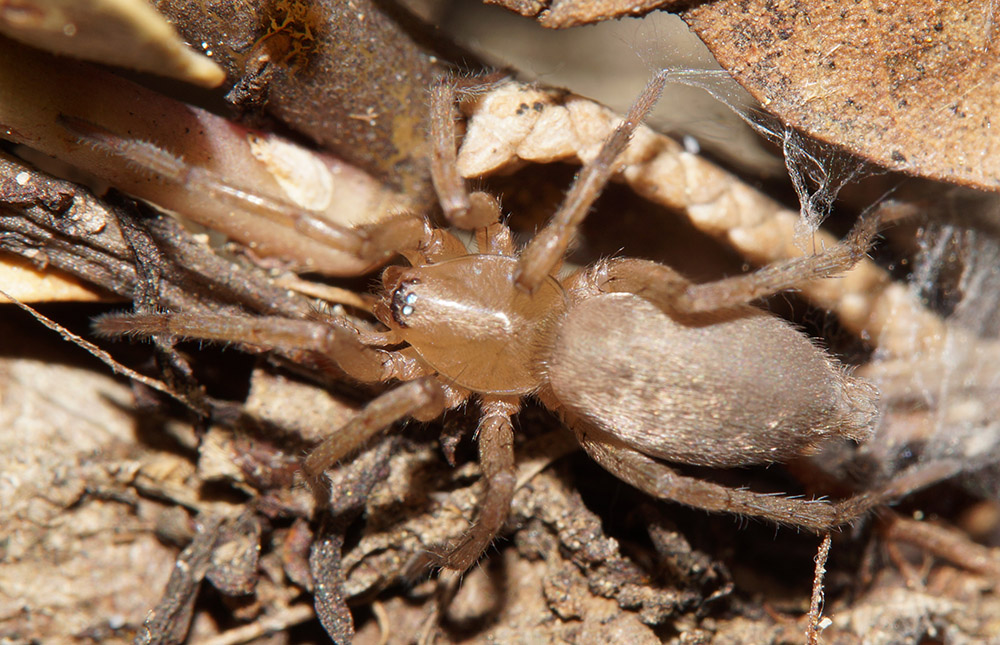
546,293 -> 878,468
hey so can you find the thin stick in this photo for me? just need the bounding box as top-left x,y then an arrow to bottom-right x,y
881,510 -> 1000,578
199,603 -> 315,645
806,532 -> 832,645
0,288 -> 203,413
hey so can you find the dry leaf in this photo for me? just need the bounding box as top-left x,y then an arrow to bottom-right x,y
682,0 -> 1000,190
0,36 -> 410,275
0,0 -> 223,86
0,253 -> 107,302
483,0 -> 680,28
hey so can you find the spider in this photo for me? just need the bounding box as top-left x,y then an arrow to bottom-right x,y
94,71 -> 896,571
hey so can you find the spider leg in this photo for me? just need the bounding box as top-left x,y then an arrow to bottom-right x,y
598,212 -> 880,314
62,116 -> 425,264
425,75 -> 521,258
430,79 -> 505,230
514,70 -> 670,293
437,396 -> 519,571
94,311 -> 410,383
303,377 -> 453,507
573,420 -> 955,532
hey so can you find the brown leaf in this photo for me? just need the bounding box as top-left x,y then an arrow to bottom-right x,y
682,0 -> 1000,190
0,0 -> 223,86
485,0 -> 681,28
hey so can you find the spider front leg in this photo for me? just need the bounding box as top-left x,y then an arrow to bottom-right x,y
514,70 -> 670,292
598,211 -> 880,314
94,311 -> 408,383
430,79 -> 504,230
437,396 -> 519,571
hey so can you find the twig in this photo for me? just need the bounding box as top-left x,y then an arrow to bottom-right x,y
199,603 -> 316,645
806,532 -> 832,645
881,510 -> 1000,579
0,286 -> 204,414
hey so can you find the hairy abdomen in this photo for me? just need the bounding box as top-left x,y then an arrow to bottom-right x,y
546,293 -> 878,468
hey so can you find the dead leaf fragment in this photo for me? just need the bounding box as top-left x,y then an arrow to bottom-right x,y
0,0 -> 224,86
0,253 -> 107,302
683,0 -> 1000,190
485,0 -> 680,28
0,36 -> 410,275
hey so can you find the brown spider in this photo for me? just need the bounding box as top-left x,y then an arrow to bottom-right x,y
96,72 -> 894,571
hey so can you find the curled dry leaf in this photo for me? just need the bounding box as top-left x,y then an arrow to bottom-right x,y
0,0 -> 224,86
682,0 -> 1000,190
486,0 -> 998,189
0,36 -> 411,276
0,152 -> 315,316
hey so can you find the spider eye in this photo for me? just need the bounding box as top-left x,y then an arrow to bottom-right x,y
390,279 -> 420,327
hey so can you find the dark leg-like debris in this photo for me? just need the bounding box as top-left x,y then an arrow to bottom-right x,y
880,510 -> 1000,579
135,516 -> 221,645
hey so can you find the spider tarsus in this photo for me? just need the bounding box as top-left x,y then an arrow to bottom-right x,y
357,214 -> 427,259
92,311 -> 169,339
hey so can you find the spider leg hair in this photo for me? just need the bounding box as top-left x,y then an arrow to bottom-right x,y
60,115 -> 424,262
430,80 -> 504,230
304,377 -> 451,507
573,420 -> 956,532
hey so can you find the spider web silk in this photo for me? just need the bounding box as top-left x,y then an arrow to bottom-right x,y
871,196 -> 1000,498
651,69 -> 868,238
